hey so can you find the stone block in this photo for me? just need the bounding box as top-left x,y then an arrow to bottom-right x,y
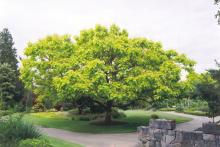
175,131 -> 194,142
165,135 -> 175,144
137,120 -> 220,147
204,141 -> 217,147
149,140 -> 156,147
149,119 -> 176,130
194,140 -> 205,147
191,131 -> 203,141
137,126 -> 150,141
167,130 -> 176,136
154,129 -> 164,141
167,143 -> 181,147
203,134 -> 216,141
202,122 -> 220,134
137,126 -> 150,135
155,141 -> 162,147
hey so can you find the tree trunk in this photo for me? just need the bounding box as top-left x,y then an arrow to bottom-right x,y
105,109 -> 112,124
78,106 -> 83,115
104,101 -> 113,124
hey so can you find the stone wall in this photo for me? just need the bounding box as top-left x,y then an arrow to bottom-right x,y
137,119 -> 220,147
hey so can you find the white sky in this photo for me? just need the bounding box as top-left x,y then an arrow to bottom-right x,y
0,0 -> 220,72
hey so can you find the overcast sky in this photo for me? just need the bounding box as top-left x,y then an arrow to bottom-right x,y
1,0 -> 220,72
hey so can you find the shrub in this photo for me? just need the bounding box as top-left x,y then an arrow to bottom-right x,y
33,103 -> 45,112
89,104 -> 105,113
198,105 -> 209,112
0,100 -> 9,110
150,114 -> 159,119
0,115 -> 41,146
54,103 -> 62,111
14,103 -> 26,112
71,116 -> 76,120
112,109 -> 126,119
18,138 -> 52,147
0,110 -> 13,117
183,110 -> 206,116
159,107 -> 176,111
78,115 -> 91,121
83,108 -> 91,114
176,105 -> 184,112
43,99 -> 53,110
72,114 -> 100,121
62,102 -> 74,111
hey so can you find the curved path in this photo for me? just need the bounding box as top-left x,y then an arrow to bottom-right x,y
40,112 -> 220,147
41,128 -> 138,147
166,112 -> 220,131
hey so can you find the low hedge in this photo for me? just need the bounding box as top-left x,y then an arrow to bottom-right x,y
159,107 -> 176,111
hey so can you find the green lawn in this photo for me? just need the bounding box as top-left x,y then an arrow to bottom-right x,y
46,136 -> 83,147
183,110 -> 206,116
24,110 -> 192,133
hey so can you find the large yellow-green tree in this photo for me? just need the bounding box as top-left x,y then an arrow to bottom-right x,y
20,35 -> 75,105
21,25 -> 195,124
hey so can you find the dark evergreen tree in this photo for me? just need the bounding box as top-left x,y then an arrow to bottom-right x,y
0,63 -> 17,108
215,0 -> 220,24
0,28 -> 23,103
0,28 -> 18,72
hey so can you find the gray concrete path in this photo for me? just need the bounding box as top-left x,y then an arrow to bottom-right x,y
41,127 -> 139,147
165,112 -> 220,131
40,112 -> 220,147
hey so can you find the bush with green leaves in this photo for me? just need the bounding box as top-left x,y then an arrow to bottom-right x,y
150,114 -> 159,119
0,115 -> 41,146
71,113 -> 103,121
112,109 -> 126,119
32,103 -> 45,112
76,115 -> 91,121
18,138 -> 52,147
14,103 -> 26,112
159,107 -> 176,111
176,104 -> 184,112
0,110 -> 13,117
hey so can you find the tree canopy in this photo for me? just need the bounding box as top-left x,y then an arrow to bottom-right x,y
20,35 -> 74,104
21,25 -> 195,123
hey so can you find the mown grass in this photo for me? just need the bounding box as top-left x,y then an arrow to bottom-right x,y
183,110 -> 206,116
24,110 -> 192,134
159,107 -> 207,116
46,136 -> 83,147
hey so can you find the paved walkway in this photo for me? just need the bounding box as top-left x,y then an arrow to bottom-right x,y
41,128 -> 138,147
166,112 -> 220,131
40,112 -> 220,147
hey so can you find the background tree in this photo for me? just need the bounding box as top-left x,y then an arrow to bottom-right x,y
195,72 -> 220,122
215,0 -> 220,24
0,28 -> 23,104
0,28 -> 18,71
0,63 -> 17,109
173,72 -> 203,109
52,25 -> 195,124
